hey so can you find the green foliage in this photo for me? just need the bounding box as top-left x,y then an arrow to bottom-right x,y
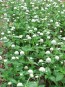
0,0 -> 65,87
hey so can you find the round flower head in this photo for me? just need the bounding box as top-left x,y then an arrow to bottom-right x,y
39,67 -> 46,72
20,51 -> 25,55
30,73 -> 34,78
11,44 -> 15,48
51,40 -> 56,45
28,69 -> 33,74
14,51 -> 19,55
8,82 -> 12,85
45,51 -> 51,54
55,56 -> 59,60
17,82 -> 23,87
0,56 -> 2,60
46,57 -> 51,63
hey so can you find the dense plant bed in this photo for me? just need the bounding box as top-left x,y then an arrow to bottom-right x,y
0,0 -> 65,87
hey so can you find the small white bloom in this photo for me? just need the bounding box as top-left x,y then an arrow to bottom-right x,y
20,73 -> 23,76
31,19 -> 36,22
46,31 -> 50,35
55,22 -> 60,27
50,47 -> 54,51
3,59 -> 7,62
45,51 -> 51,54
20,51 -> 25,55
32,34 -> 36,37
40,33 -> 43,36
47,36 -> 50,39
28,69 -> 33,74
29,30 -> 33,33
8,31 -> 11,34
14,51 -> 19,55
34,28 -> 37,31
3,36 -> 7,40
17,82 -> 23,87
26,35 -> 31,40
51,40 -> 56,45
62,37 -> 65,40
11,26 -> 15,31
11,44 -> 15,48
50,19 -> 53,22
24,66 -> 28,70
39,67 -> 45,72
39,39 -> 44,43
8,82 -> 12,85
0,56 -> 2,60
16,57 -> 19,59
12,56 -> 16,60
35,75 -> 39,78
46,57 -> 51,63
38,59 -> 43,63
1,32 -> 4,35
55,56 -> 59,60
30,74 -> 34,77
14,7 -> 17,10
19,35 -> 23,38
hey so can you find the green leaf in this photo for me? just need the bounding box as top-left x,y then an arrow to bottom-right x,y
26,82 -> 38,87
49,76 -> 56,82
56,74 -> 64,81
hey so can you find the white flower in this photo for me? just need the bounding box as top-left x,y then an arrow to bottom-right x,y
29,30 -> 33,33
55,22 -> 60,27
50,47 -> 54,51
26,35 -> 31,40
28,69 -> 33,74
39,39 -> 44,43
20,51 -> 25,55
1,32 -> 4,35
34,28 -> 37,31
39,67 -> 46,72
24,66 -> 28,70
39,33 -> 43,36
11,44 -> 15,48
20,73 -> 23,76
35,75 -> 39,78
31,19 -> 36,22
62,37 -> 65,40
45,51 -> 51,54
11,26 -> 15,31
32,34 -> 36,37
3,59 -> 7,62
3,36 -> 7,40
17,82 -> 23,87
8,82 -> 12,85
38,59 -> 43,63
46,31 -> 50,35
47,36 -> 50,39
14,51 -> 19,55
16,57 -> 19,59
46,57 -> 51,63
19,35 -> 23,38
14,7 -> 17,10
0,56 -> 2,60
50,19 -> 53,22
55,56 -> 59,60
51,40 -> 56,45
30,74 -> 34,77
8,31 -> 11,34
12,56 -> 16,60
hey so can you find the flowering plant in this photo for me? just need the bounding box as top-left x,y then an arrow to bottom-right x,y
0,0 -> 65,87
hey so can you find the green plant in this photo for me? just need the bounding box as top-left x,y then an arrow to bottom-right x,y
0,0 -> 65,87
